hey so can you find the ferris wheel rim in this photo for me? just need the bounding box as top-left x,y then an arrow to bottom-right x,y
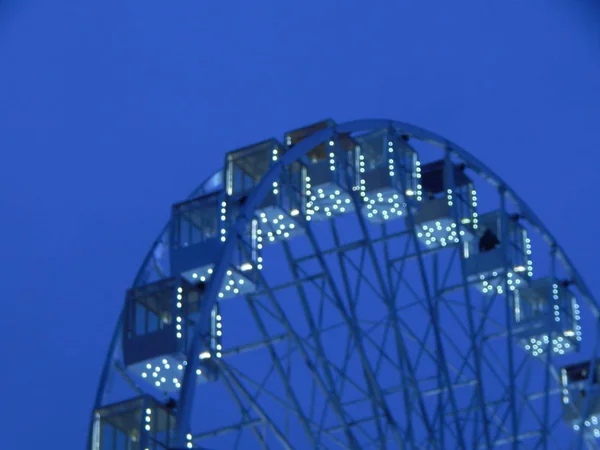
88,118 -> 598,449
172,118 -> 599,445
86,169 -> 225,449
130,120 -> 593,309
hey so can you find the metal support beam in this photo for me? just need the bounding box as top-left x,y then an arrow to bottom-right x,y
444,149 -> 493,449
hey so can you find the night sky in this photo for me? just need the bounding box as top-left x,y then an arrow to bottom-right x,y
1,1 -> 599,448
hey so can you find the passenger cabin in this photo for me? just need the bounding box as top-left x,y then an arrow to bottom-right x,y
462,210 -> 532,295
225,139 -> 306,243
513,277 -> 581,357
285,119 -> 359,221
561,361 -> 600,436
413,160 -> 477,249
91,395 -> 194,449
169,190 -> 259,300
122,277 -> 222,392
354,129 -> 420,223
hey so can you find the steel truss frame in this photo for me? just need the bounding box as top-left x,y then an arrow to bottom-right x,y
89,119 -> 600,450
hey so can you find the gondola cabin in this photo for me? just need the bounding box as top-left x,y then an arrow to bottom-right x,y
462,210 -> 532,295
413,159 -> 477,250
285,119 -> 359,221
122,277 -> 222,392
225,139 -> 306,243
91,395 -> 194,449
354,129 -> 420,223
512,277 -> 581,357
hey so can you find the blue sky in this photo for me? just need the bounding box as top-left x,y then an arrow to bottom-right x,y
0,1 -> 599,448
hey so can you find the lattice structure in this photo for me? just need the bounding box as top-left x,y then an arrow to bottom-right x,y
90,119 -> 600,450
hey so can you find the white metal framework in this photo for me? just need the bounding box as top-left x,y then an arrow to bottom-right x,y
89,119 -> 600,449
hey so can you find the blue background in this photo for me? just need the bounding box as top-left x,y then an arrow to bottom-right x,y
0,1 -> 599,448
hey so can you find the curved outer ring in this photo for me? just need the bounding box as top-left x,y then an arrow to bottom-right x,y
87,171 -> 222,448
88,119 -> 598,448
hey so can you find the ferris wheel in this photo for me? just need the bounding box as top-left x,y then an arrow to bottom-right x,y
89,118 -> 600,450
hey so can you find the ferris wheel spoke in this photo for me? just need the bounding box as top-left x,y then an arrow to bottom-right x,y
227,363 -> 301,417
399,302 -> 468,380
335,271 -> 389,445
476,430 -> 544,449
389,304 -> 440,442
252,280 -> 355,448
444,151 -> 495,447
232,341 -> 292,416
438,248 -> 459,290
398,292 -> 465,382
350,247 -> 369,309
300,221 -> 411,449
388,230 -> 414,298
434,297 -> 503,389
472,293 -> 503,337
225,362 -> 351,449
435,326 -> 474,386
333,326 -> 399,405
328,221 -> 397,447
370,318 -> 394,377
191,418 -> 263,443
358,274 -> 436,445
401,216 -> 469,448
389,303 -> 448,407
305,340 -> 371,403
310,274 -> 334,446
482,370 -> 525,441
91,119 -> 600,449
537,413 -> 570,449
318,317 -> 416,445
480,349 -> 551,444
391,268 -> 444,352
338,250 -> 387,306
225,245 -> 318,446
226,362 -> 339,448
453,385 -> 562,444
381,226 -> 439,446
241,291 -> 322,447
317,238 -> 371,311
216,360 -> 294,449
380,236 -> 446,446
424,298 -> 471,378
328,328 -> 356,430
252,272 -> 326,298
222,332 -> 289,358
216,370 -> 269,449
494,380 -> 517,443
442,242 -> 494,446
321,323 -> 373,398
438,287 -> 507,445
276,239 -> 365,448
491,407 -> 530,448
514,358 -> 556,447
284,263 -> 344,320
433,334 -> 508,448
